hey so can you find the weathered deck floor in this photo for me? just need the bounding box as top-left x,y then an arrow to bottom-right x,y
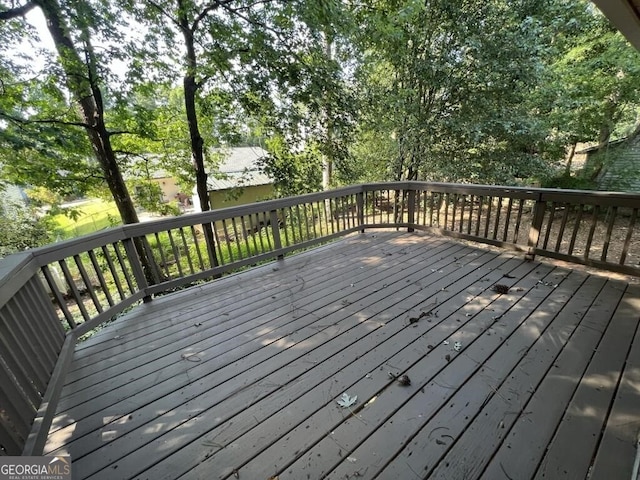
43,232 -> 640,480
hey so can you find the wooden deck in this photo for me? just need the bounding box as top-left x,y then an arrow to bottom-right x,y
42,232 -> 640,480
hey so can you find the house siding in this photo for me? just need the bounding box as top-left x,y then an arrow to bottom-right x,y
584,137 -> 640,193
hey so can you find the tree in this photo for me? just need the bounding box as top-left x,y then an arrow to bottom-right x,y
0,0 -> 142,224
351,0 -> 560,185
1,0 -> 161,280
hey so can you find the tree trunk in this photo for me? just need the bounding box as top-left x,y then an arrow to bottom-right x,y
34,0 -> 139,225
565,142 -> 576,176
321,32 -> 333,191
34,0 -> 157,286
178,3 -> 218,269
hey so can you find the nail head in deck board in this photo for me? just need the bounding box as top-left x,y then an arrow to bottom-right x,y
35,233 -> 640,480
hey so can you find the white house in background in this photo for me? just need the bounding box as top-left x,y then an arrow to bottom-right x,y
192,146 -> 274,211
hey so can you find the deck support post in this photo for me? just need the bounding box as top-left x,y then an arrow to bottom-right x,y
123,238 -> 152,302
269,209 -> 284,260
407,189 -> 416,232
356,191 -> 365,233
527,194 -> 546,261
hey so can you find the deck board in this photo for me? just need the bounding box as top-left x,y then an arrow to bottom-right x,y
42,232 -> 640,480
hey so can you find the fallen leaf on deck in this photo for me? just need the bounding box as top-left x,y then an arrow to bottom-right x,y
337,392 -> 358,408
397,374 -> 411,386
492,284 -> 510,294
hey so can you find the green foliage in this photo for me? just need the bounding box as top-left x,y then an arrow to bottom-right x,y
350,0 -> 563,185
0,204 -> 53,258
545,6 -> 640,146
260,136 -> 322,196
541,173 -> 595,190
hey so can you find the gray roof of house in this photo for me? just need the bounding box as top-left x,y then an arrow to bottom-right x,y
207,146 -> 271,191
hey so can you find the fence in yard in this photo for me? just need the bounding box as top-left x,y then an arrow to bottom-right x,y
1,181 -> 639,456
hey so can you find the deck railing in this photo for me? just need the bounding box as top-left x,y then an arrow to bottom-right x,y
1,181 -> 639,456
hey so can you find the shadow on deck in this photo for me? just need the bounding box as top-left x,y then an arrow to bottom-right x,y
43,232 -> 640,480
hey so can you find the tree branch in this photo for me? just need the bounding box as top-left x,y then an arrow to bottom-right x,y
0,111 -> 92,129
144,0 -> 181,30
0,1 -> 36,20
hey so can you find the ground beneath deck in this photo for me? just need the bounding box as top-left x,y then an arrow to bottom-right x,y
44,232 -> 640,480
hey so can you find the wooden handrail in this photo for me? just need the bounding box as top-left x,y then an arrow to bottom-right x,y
1,181 -> 639,456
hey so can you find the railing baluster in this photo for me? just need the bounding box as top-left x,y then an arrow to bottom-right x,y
502,198 -> 513,242
568,204 -> 584,256
122,238 -> 149,299
41,265 -> 75,328
407,189 -> 416,232
492,197 -> 503,240
113,242 -> 135,292
221,219 -> 234,262
527,195 -> 546,261
555,203 -> 571,253
153,232 -> 170,279
213,227 -> 225,265
73,254 -> 103,314
585,204 -> 601,260
59,259 -> 90,323
451,193 -> 457,231
88,250 -> 114,307
620,208 -> 638,264
101,245 -> 125,300
542,201 -> 556,250
295,204 -> 305,240
230,218 -> 244,260
167,230 -> 184,277
601,206 -> 617,261
269,209 -> 283,258
475,196 -> 483,237
484,197 -> 492,238
513,198 -> 525,244
190,226 -> 205,270
443,193 -> 450,230
179,228 -> 195,274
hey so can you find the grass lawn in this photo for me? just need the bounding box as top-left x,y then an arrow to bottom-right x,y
53,199 -> 121,239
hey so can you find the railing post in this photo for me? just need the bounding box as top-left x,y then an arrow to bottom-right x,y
407,189 -> 416,232
356,191 -> 365,233
527,194 -> 546,261
123,238 -> 152,302
269,209 -> 284,260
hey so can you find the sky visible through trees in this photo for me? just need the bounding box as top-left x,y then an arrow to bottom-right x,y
1,0 -> 640,254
